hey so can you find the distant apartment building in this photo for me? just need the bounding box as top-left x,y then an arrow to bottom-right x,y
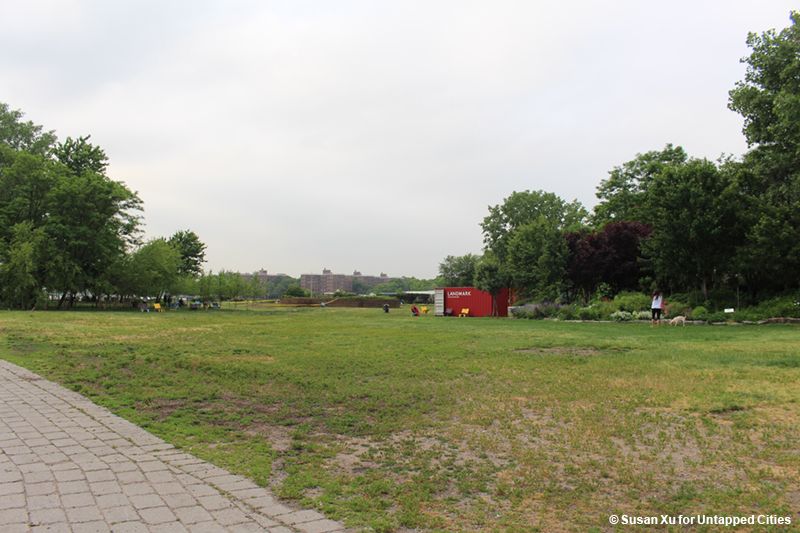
240,269 -> 290,284
300,269 -> 394,294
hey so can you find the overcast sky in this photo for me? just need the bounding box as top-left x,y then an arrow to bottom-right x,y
2,1 -> 795,278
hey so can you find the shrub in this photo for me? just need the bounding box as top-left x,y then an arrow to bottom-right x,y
610,310 -> 633,321
706,311 -> 728,322
691,306 -> 709,320
510,307 -> 532,319
594,282 -> 614,301
557,305 -> 579,320
593,300 -> 618,320
667,304 -> 692,318
755,296 -> 800,318
511,303 -> 561,320
635,310 -> 652,320
578,306 -> 600,320
531,302 -> 560,319
613,291 -> 651,312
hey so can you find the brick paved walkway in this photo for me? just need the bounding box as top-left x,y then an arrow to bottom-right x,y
0,360 -> 347,533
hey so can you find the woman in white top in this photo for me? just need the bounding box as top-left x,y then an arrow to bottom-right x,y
651,290 -> 664,325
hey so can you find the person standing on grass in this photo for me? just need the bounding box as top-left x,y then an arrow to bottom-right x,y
651,290 -> 665,326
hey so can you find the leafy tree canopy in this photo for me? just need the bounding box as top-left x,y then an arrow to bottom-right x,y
438,254 -> 481,287
168,230 -> 207,276
593,145 -> 688,226
481,190 -> 586,263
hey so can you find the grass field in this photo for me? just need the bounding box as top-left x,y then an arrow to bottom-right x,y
1,308 -> 799,531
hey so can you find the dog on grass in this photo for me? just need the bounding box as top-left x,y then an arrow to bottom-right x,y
669,315 -> 686,326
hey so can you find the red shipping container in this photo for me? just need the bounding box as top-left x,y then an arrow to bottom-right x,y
434,287 -> 510,317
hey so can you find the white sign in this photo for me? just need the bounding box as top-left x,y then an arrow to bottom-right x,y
447,290 -> 471,298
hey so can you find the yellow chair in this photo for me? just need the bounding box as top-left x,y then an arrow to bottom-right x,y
153,303 -> 163,312
458,308 -> 470,317
421,306 -> 429,314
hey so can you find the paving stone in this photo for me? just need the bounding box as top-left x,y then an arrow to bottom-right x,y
295,519 -> 345,533
90,480 -> 123,495
115,470 -> 146,484
27,494 -> 61,510
0,481 -> 25,498
60,492 -> 95,508
129,493 -> 166,510
229,523 -> 270,532
26,481 -> 56,496
66,505 -> 104,523
138,505 -> 177,525
175,505 -> 214,524
278,509 -> 325,525
30,523 -> 71,533
145,470 -> 176,483
196,495 -> 233,512
71,520 -> 109,532
0,507 -> 29,523
0,523 -> 29,533
85,469 -> 115,482
95,493 -> 130,509
102,504 -> 139,524
160,492 -> 198,509
121,483 -> 153,496
187,521 -> 229,533
110,521 -> 150,533
109,461 -> 138,473
58,479 -> 90,494
186,484 -> 220,497
29,507 -> 68,525
54,468 -> 85,482
258,501 -> 294,517
211,507 -> 250,526
153,481 -> 184,495
0,492 -> 26,510
150,523 -> 189,533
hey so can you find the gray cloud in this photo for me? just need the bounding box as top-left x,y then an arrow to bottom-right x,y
1,1 -> 794,277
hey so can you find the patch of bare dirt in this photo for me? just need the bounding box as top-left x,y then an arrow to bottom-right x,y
222,354 -> 275,363
515,346 -> 603,356
243,423 -> 293,452
138,398 -> 189,421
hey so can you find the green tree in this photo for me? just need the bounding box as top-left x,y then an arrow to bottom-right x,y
45,170 -> 142,306
0,103 -> 143,308
643,159 -> 746,298
593,145 -> 688,225
284,285 -> 309,297
438,254 -> 481,286
266,275 -> 300,299
728,12 -> 800,293
481,190 -> 586,263
0,102 -> 57,156
0,222 -> 47,309
506,218 -> 569,300
119,239 -> 181,298
168,230 -> 207,276
53,136 -> 108,176
0,150 -> 56,242
247,273 -> 266,300
474,253 -> 510,316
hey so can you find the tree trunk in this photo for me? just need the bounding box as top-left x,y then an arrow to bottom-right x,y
57,292 -> 67,309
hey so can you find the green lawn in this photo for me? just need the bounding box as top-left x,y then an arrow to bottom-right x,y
1,308 -> 798,531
